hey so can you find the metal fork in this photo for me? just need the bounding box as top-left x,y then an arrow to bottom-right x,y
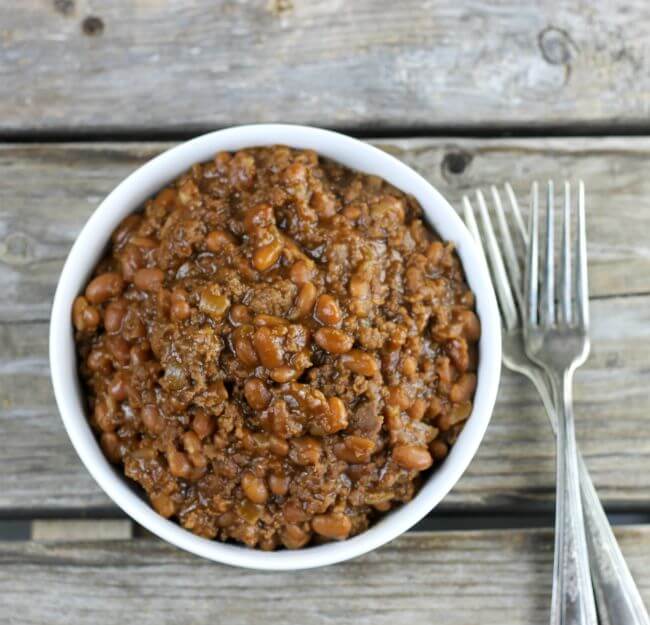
524,181 -> 596,625
464,184 -> 649,625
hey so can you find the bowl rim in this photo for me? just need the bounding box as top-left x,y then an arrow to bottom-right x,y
50,124 -> 501,570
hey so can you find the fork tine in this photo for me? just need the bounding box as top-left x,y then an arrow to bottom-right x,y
505,182 -> 528,246
575,180 -> 589,327
462,196 -> 488,268
524,182 -> 539,326
559,182 -> 572,324
474,190 -> 518,331
491,185 -> 524,312
541,181 -> 555,326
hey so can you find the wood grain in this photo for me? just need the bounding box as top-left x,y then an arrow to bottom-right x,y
2,292 -> 648,513
2,137 -> 650,323
1,2 -> 650,132
1,527 -> 649,625
31,519 -> 132,541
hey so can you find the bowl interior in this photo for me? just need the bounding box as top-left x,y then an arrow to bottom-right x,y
50,124 -> 501,570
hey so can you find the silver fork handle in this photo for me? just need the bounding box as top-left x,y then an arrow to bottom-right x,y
580,457 -> 650,625
529,367 -> 648,625
548,369 -> 597,625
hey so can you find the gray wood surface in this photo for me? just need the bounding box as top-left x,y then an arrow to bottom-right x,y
1,527 -> 648,625
2,2 -> 650,133
1,138 -> 649,514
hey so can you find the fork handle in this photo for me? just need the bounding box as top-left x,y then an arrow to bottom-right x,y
579,453 -> 650,625
529,369 -> 650,625
548,369 -> 598,625
529,367 -> 649,625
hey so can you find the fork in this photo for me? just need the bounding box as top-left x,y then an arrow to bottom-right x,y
464,184 -> 650,625
524,181 -> 596,625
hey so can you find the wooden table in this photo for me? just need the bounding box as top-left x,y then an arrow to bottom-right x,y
2,2 -> 649,623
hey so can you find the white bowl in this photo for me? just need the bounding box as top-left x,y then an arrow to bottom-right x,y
50,124 -> 501,570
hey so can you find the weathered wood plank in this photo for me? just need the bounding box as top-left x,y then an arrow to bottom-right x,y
2,1 -> 650,132
1,527 -> 649,625
1,293 -> 648,513
31,520 -> 132,541
2,137 -> 650,323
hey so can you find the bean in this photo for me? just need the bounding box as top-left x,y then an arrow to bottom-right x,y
243,202 -> 274,234
86,272 -> 124,304
437,413 -> 453,432
426,240 -> 444,264
253,326 -> 284,369
430,439 -> 449,460
340,349 -> 379,376
253,314 -> 287,327
294,281 -> 318,318
244,377 -> 271,411
120,244 -> 143,282
289,259 -> 315,285
153,187 -> 177,211
314,294 -> 342,326
236,499 -> 263,524
408,398 -> 427,421
343,204 -> 362,221
87,349 -> 112,374
134,267 -> 164,293
72,296 -> 100,332
280,524 -> 310,549
229,304 -> 252,326
428,396 -> 442,418
289,436 -> 322,466
206,229 -> 235,251
349,275 -> 369,299
168,449 -> 192,479
100,432 -> 122,463
182,431 -> 202,455
269,365 -> 300,383
112,214 -> 142,247
192,411 -> 215,439
450,373 -> 477,403
393,445 -> 433,471
268,472 -> 290,496
312,513 -> 352,540
241,472 -> 269,504
310,190 -> 337,218
150,493 -> 176,518
283,500 -> 309,523
327,397 -> 348,432
456,309 -> 481,342
346,435 -> 375,457
121,309 -> 146,342
141,405 -> 164,434
232,326 -> 259,367
108,375 -> 128,401
217,511 -> 236,528
447,339 -> 469,372
94,401 -> 115,433
269,435 -> 289,457
130,342 -> 151,366
386,385 -> 412,409
104,300 -> 127,334
170,291 -> 191,321
401,356 -> 418,378
253,238 -> 283,272
106,335 -> 131,366
370,196 -> 404,223
200,290 -> 230,320
314,327 -> 353,354
449,400 -> 472,424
